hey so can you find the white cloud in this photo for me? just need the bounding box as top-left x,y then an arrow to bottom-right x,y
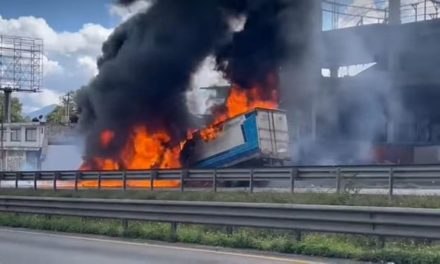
337,0 -> 387,28
54,23 -> 113,56
43,56 -> 63,76
109,1 -> 151,22
187,56 -> 228,114
77,56 -> 98,77
0,16 -> 113,57
0,15 -> 114,112
192,56 -> 228,89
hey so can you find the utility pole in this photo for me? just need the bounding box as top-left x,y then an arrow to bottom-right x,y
63,91 -> 74,123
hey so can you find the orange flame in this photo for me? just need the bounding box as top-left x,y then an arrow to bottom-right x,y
81,73 -> 279,171
199,80 -> 278,142
100,130 -> 114,149
81,126 -> 181,170
121,126 -> 181,169
51,179 -> 180,189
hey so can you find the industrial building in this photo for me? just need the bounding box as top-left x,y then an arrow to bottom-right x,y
206,0 -> 440,165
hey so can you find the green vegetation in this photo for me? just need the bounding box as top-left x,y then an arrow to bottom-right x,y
0,94 -> 24,122
46,90 -> 78,124
1,189 -> 440,208
0,213 -> 438,264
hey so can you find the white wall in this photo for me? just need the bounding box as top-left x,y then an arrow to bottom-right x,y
41,145 -> 82,170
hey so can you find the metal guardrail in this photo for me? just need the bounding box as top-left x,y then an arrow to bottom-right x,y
1,164 -> 440,197
0,196 -> 439,240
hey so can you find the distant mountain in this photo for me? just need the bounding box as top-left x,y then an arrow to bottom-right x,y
25,104 -> 57,121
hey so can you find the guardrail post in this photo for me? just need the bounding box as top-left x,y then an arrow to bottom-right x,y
33,172 -> 38,190
180,170 -> 186,192
293,230 -> 302,242
74,171 -> 79,192
226,225 -> 234,235
53,172 -> 59,191
122,171 -> 127,191
122,219 -> 128,235
213,169 -> 217,192
388,167 -> 394,201
150,170 -> 156,191
15,172 -> 19,189
378,236 -> 385,248
170,222 -> 178,241
290,168 -> 298,193
249,169 -> 254,193
98,171 -> 102,190
336,168 -> 342,193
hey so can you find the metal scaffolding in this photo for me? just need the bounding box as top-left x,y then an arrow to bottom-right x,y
322,0 -> 440,30
0,35 -> 44,171
0,35 -> 43,93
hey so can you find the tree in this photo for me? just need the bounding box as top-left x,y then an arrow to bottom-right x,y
0,94 -> 24,122
46,91 -> 78,124
46,105 -> 65,123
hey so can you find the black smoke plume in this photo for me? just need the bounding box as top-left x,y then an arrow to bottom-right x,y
215,0 -> 313,90
77,0 -> 239,164
216,0 -> 286,90
76,0 -> 312,168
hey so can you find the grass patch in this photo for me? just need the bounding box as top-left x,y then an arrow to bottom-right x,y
0,189 -> 440,208
0,213 -> 439,264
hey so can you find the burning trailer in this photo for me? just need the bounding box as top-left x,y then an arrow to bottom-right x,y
76,0 -> 313,171
182,108 -> 290,168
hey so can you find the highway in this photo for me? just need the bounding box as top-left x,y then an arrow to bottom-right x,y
0,228 -> 334,264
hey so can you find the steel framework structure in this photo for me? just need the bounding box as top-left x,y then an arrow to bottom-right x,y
0,35 -> 43,92
322,0 -> 440,30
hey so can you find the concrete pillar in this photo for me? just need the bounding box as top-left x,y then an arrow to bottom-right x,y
389,0 -> 401,25
330,66 -> 338,78
387,0 -> 401,110
309,1 -> 322,141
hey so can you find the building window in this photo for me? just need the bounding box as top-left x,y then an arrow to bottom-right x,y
10,128 -> 21,142
25,128 -> 37,142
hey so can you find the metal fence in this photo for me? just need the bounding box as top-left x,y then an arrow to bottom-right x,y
0,196 -> 439,241
1,165 -> 440,197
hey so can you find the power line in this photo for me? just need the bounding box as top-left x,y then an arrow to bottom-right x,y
322,0 -> 387,12
322,8 -> 386,20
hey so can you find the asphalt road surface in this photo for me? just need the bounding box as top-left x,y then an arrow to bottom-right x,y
0,228 -> 328,264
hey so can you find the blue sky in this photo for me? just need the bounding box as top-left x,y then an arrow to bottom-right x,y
1,0 -> 117,31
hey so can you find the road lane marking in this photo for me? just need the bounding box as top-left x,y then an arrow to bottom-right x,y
0,228 -> 322,264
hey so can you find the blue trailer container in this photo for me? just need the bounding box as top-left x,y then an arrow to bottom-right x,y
186,108 -> 290,168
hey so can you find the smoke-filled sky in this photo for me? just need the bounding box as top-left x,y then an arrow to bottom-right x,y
0,0 -> 435,114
